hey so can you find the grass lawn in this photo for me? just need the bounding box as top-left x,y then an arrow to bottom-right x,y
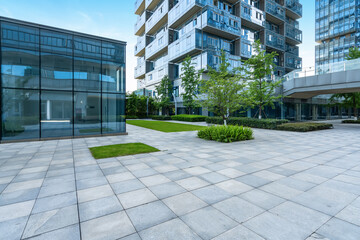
126,120 -> 206,132
90,143 -> 160,159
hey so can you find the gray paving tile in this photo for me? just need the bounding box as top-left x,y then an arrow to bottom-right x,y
139,218 -> 201,240
239,189 -> 286,210
214,197 -> 265,223
192,185 -> 233,204
176,177 -> 210,191
0,216 -> 28,240
81,211 -> 135,240
118,188 -> 158,209
181,206 -> 237,240
140,174 -> 171,187
32,191 -> 77,214
163,192 -> 208,216
235,174 -> 271,187
0,187 -> 40,206
148,182 -> 186,199
3,179 -> 43,193
118,233 -> 142,240
335,204 -> 360,226
23,205 -> 78,239
126,201 -> 176,231
215,179 -> 253,195
38,181 -> 75,198
25,224 -> 80,240
111,179 -> 145,195
0,200 -> 34,222
212,225 -> 265,240
79,195 -> 123,222
316,218 -> 360,240
199,172 -> 229,184
76,176 -> 108,190
77,185 -> 113,203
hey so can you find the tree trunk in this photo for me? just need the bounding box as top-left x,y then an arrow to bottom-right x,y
223,115 -> 227,126
353,97 -> 358,120
258,104 -> 262,119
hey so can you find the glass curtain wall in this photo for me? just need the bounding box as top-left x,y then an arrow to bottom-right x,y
1,20 -> 126,142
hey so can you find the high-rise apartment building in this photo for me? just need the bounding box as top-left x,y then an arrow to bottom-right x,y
315,0 -> 359,69
134,0 -> 302,112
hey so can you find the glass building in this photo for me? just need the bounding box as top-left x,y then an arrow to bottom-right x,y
0,17 -> 126,143
315,0 -> 360,69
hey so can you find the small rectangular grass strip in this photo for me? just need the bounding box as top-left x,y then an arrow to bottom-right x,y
90,143 -> 160,159
126,120 -> 206,132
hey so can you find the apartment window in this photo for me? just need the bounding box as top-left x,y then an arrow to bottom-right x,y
256,12 -> 262,20
193,18 -> 197,26
213,13 -> 220,22
149,74 -> 153,80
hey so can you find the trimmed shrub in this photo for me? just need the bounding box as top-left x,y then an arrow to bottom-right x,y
276,122 -> 333,132
206,117 -> 289,129
342,120 -> 360,124
125,115 -> 139,119
171,114 -> 206,122
151,115 -> 172,120
198,125 -> 253,143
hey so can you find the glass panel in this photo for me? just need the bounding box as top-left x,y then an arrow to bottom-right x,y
74,36 -> 101,60
1,47 -> 40,88
102,42 -> 125,63
2,88 -> 39,140
41,53 -> 73,90
41,91 -> 72,138
74,57 -> 101,92
74,92 -> 101,136
1,22 -> 39,50
102,93 -> 125,134
102,61 -> 125,93
40,30 -> 73,56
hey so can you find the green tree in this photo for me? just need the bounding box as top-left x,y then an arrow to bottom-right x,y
155,75 -> 173,115
329,46 -> 360,119
199,51 -> 248,125
242,40 -> 283,119
181,56 -> 201,114
126,92 -> 138,116
346,47 -> 360,60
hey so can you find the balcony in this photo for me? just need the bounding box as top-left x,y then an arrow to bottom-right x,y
168,0 -> 207,29
134,12 -> 146,36
135,0 -> 145,15
285,24 -> 302,44
285,0 -> 302,19
241,38 -> 253,58
240,1 -> 265,30
146,29 -> 169,60
263,29 -> 285,51
146,0 -> 168,35
146,0 -> 162,11
285,52 -> 302,70
286,44 -> 299,56
135,57 -> 146,79
265,0 -> 285,23
145,63 -> 168,86
201,6 -> 241,40
134,35 -> 146,57
168,29 -> 202,63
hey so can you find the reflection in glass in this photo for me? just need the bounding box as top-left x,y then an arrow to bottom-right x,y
2,89 -> 39,140
74,57 -> 101,92
40,30 -> 73,56
74,92 -> 101,136
1,47 -> 40,88
41,53 -> 73,90
74,36 -> 101,60
1,22 -> 39,50
102,93 -> 125,133
102,61 -> 125,93
41,91 -> 72,138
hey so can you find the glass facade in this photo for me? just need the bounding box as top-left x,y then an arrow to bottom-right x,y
315,0 -> 360,68
0,18 -> 126,142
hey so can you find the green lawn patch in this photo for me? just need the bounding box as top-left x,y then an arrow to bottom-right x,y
90,143 -> 159,159
126,120 -> 206,132
206,117 -> 289,129
276,122 -> 333,132
342,120 -> 360,124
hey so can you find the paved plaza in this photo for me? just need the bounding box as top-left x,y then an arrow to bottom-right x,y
0,121 -> 360,240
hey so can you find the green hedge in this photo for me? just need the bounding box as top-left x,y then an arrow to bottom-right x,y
276,122 -> 333,132
151,115 -> 172,120
198,125 -> 253,143
171,114 -> 206,122
342,120 -> 360,124
206,117 -> 289,129
125,115 -> 139,119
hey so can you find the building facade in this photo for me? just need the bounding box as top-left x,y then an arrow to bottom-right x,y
0,17 -> 126,143
134,0 -> 303,113
315,0 -> 360,70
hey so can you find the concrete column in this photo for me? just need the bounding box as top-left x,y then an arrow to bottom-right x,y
296,103 -> 301,121
312,105 -> 318,121
326,106 -> 331,120
46,100 -> 51,120
247,109 -> 251,118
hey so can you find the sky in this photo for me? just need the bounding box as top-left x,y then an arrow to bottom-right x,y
0,0 -> 315,92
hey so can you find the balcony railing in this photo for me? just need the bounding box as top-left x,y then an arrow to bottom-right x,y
134,35 -> 146,56
145,63 -> 168,85
285,52 -> 302,70
135,0 -> 145,14
240,2 -> 265,27
285,0 -> 302,18
202,6 -> 241,38
146,0 -> 168,34
168,29 -> 202,62
146,29 -> 169,60
241,39 -> 253,58
134,12 -> 146,36
135,56 -> 146,79
286,44 -> 299,56
265,0 -> 285,21
264,30 -> 285,51
286,24 -> 302,43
